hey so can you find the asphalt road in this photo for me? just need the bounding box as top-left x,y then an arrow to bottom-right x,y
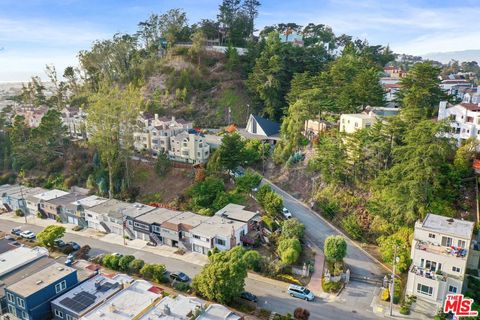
0,219 -> 379,319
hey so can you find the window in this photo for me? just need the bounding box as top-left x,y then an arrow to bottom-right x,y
354,122 -> 358,128
8,304 -> 16,316
452,266 -> 460,272
17,297 -> 25,309
6,292 -> 14,303
152,225 -> 161,234
441,236 -> 453,247
21,311 -> 29,320
216,238 -> 226,246
428,233 -> 436,239
55,280 -> 67,293
458,240 -> 466,248
54,309 -> 64,318
448,285 -> 457,293
66,315 -> 77,320
193,235 -> 200,239
417,283 -> 433,296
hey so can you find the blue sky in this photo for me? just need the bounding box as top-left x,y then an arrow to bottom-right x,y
0,0 -> 479,81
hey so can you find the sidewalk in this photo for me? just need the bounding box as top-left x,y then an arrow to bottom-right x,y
370,287 -> 434,319
0,212 -> 209,266
306,242 -> 325,296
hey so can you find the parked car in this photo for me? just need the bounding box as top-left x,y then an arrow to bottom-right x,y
282,207 -> 292,219
20,230 -> 36,239
111,252 -> 122,257
11,227 -> 22,236
169,272 -> 190,282
54,239 -> 66,248
287,284 -> 314,301
65,258 -> 74,266
240,291 -> 258,302
68,241 -> 80,251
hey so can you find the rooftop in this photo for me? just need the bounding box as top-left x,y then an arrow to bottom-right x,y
48,193 -> 87,207
135,208 -> 182,225
420,213 -> 474,239
190,215 -> 246,238
214,204 -> 259,223
88,200 -> 154,219
33,189 -> 70,201
81,280 -> 161,320
250,114 -> 281,137
162,212 -> 209,232
139,295 -> 203,320
52,274 -> 132,316
197,304 -> 240,320
7,263 -> 76,297
0,246 -> 49,278
0,185 -> 26,197
70,195 -> 109,209
341,113 -> 376,120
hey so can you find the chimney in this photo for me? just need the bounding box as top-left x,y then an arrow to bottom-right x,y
155,114 -> 159,121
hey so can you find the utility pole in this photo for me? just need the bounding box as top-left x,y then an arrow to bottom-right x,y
120,208 -> 127,246
390,245 -> 398,317
18,170 -> 27,224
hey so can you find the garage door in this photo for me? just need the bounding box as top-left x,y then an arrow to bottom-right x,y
68,216 -> 78,225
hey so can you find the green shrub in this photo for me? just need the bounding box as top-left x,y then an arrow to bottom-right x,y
277,274 -> 302,285
341,214 -> 363,240
76,245 -> 91,260
262,216 -> 278,231
321,278 -> 343,293
399,304 -> 410,315
174,282 -> 191,292
55,216 -> 63,223
102,254 -> 121,270
277,238 -> 302,265
118,255 -> 135,271
15,209 -> 24,217
140,263 -> 167,283
128,259 -> 145,274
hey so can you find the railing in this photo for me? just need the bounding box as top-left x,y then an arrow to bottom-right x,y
415,240 -> 468,259
410,265 -> 447,282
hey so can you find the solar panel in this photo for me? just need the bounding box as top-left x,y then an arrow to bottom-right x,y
97,282 -> 118,292
59,291 -> 97,313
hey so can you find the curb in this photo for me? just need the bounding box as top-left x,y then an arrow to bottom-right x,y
261,176 -> 392,274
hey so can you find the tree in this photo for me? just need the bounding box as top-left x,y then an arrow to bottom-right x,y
118,255 -> 135,271
192,246 -> 249,304
397,62 -> 446,122
225,42 -> 240,71
155,152 -> 171,177
281,218 -> 305,239
128,259 -> 145,274
76,245 -> 91,260
324,235 -> 347,262
102,254 -> 121,270
87,84 -> 142,198
377,227 -> 412,273
188,177 -> 225,210
294,308 -> 310,320
36,225 -> 66,247
277,238 -> 302,265
235,169 -> 261,192
159,9 -> 188,49
242,0 -> 261,37
255,184 -> 272,205
189,30 -> 206,65
218,133 -> 245,171
263,191 -> 283,217
140,263 -> 167,282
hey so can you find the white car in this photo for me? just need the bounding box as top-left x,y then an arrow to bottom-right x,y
282,207 -> 292,219
20,230 -> 36,239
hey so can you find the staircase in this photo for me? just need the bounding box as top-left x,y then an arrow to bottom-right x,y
179,238 -> 191,251
124,226 -> 135,239
150,233 -> 162,245
99,221 -> 111,233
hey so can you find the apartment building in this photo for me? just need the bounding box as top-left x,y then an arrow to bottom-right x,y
168,132 -> 210,164
437,100 -> 480,145
405,213 -> 477,306
339,113 -> 377,134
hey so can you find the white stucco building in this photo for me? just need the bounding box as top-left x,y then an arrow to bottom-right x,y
406,214 -> 478,306
437,101 -> 480,145
339,113 -> 377,134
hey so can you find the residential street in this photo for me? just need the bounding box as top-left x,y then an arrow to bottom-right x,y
0,218 -> 379,319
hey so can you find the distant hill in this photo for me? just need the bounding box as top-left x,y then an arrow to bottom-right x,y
422,50 -> 480,63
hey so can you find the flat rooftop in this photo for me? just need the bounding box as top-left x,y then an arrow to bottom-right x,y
162,212 -> 209,232
81,280 -> 161,320
71,195 -> 108,208
421,213 -> 475,239
33,189 -> 70,201
0,256 -> 55,299
0,185 -> 26,197
215,203 -> 259,223
7,263 -> 76,297
48,193 -> 87,207
52,274 -> 132,316
190,215 -> 245,238
197,304 -> 240,320
89,200 -> 155,219
135,207 -> 182,225
341,113 -> 376,120
139,295 -> 203,320
0,246 -> 49,277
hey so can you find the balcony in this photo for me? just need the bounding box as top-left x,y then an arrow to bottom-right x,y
415,240 -> 468,259
410,265 -> 447,282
